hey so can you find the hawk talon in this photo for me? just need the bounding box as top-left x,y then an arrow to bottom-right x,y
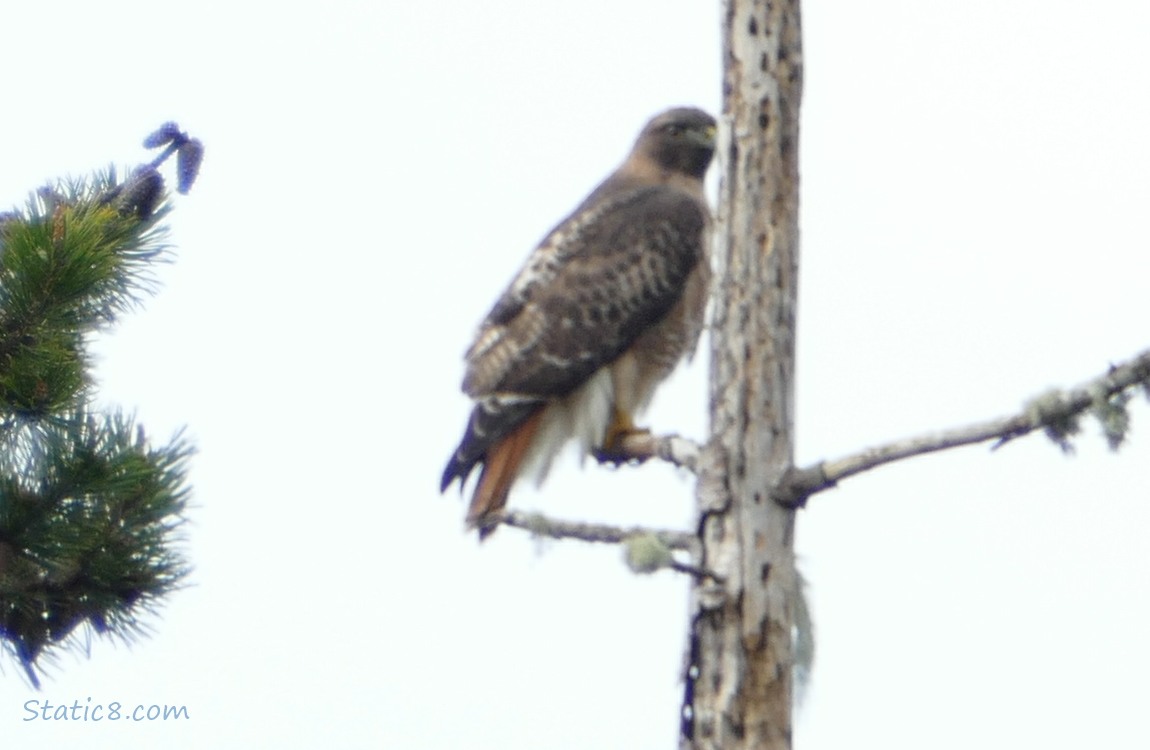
594,428 -> 652,466
592,448 -> 647,467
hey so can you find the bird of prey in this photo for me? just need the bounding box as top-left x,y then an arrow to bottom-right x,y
441,107 -> 717,538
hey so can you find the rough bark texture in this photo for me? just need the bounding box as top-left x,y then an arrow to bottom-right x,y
681,1 -> 803,748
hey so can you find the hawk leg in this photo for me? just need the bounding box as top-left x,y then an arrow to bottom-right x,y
593,406 -> 651,466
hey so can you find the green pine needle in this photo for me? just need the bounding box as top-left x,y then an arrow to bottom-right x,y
0,413 -> 193,686
0,173 -> 171,425
0,163 -> 194,687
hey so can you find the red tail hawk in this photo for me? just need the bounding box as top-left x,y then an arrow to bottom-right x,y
442,107 -> 716,537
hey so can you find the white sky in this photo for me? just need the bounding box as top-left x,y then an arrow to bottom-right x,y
2,1 -> 1149,748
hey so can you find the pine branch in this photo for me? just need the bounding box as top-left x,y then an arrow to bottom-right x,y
0,123 -> 202,686
0,413 -> 193,687
0,176 -> 173,417
776,347 -> 1150,507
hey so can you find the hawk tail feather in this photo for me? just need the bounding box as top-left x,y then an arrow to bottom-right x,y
467,409 -> 545,539
440,454 -> 472,495
441,397 -> 544,493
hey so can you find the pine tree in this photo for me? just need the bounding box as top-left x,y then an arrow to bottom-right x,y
0,124 -> 202,687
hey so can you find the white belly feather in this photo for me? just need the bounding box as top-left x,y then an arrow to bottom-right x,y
518,367 -> 614,486
515,349 -> 671,488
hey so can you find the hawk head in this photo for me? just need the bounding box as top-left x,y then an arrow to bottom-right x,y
634,107 -> 717,180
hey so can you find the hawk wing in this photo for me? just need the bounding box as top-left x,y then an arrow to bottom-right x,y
442,181 -> 708,493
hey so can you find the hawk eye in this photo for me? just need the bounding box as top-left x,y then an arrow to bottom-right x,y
665,124 -> 684,136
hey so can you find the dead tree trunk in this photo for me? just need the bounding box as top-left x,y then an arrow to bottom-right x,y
681,1 -> 804,748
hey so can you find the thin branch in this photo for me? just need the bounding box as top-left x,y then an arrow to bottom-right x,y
499,509 -> 694,551
777,347 -> 1150,507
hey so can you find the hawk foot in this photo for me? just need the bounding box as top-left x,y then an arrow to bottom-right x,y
593,427 -> 652,466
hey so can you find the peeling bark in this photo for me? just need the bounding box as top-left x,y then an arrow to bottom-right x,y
681,1 -> 804,748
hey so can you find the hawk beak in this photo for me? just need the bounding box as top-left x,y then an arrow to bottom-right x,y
690,125 -> 717,148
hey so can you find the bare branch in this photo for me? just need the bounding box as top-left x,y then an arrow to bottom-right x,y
499,509 -> 695,551
778,347 -> 1150,506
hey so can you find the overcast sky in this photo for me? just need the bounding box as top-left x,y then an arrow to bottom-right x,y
2,1 -> 1149,748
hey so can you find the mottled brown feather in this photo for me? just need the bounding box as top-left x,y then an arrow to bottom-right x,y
463,186 -> 707,398
442,107 -> 716,536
